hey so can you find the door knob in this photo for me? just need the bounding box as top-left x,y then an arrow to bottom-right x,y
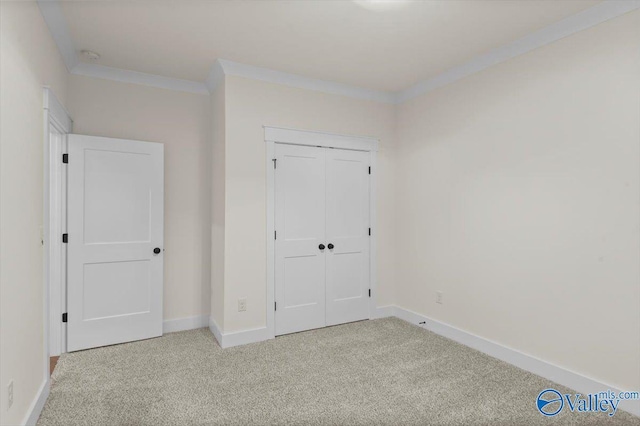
318,244 -> 325,250
153,247 -> 162,254
328,243 -> 334,249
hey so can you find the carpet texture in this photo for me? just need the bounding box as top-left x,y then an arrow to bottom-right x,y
38,318 -> 638,425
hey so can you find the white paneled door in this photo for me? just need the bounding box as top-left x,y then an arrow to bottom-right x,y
274,143 -> 370,336
67,135 -> 164,352
325,148 -> 370,326
274,145 -> 326,336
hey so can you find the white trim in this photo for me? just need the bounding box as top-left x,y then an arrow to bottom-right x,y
208,317 -> 270,349
218,59 -> 395,104
209,304 -> 639,416
43,88 -> 72,133
44,87 -> 72,359
36,0 -> 77,72
37,1 -> 639,101
368,150 -> 378,320
391,306 -> 640,417
45,123 -> 66,357
397,0 -> 640,102
208,317 -> 223,347
265,127 -> 378,341
373,305 -> 395,319
36,0 -> 209,95
163,315 -> 208,333
265,139 -> 276,341
264,126 -> 379,152
22,379 -> 49,426
205,60 -> 225,93
222,327 -> 271,348
71,63 -> 209,95
36,0 -> 395,101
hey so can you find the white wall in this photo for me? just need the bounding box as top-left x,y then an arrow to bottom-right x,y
0,2 -> 68,424
395,10 -> 640,392
3,4 -> 638,423
66,75 -> 212,323
219,75 -> 397,333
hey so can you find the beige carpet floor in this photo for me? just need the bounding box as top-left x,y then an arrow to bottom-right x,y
38,318 -> 638,425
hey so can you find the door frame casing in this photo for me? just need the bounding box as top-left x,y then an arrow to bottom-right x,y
264,126 -> 379,339
43,87 -> 73,360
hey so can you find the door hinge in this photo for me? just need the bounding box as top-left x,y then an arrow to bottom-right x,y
275,301 -> 277,311
368,166 -> 371,175
62,153 -> 68,164
274,230 -> 277,240
62,313 -> 67,323
368,289 -> 371,298
273,158 -> 277,169
62,233 -> 68,243
368,228 -> 371,236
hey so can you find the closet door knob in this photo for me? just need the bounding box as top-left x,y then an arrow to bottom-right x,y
153,247 -> 162,254
327,243 -> 334,249
318,244 -> 325,250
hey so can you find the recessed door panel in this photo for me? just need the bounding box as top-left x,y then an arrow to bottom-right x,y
330,252 -> 365,301
83,150 -> 152,244
327,159 -> 365,239
67,134 -> 164,352
82,260 -> 151,320
284,256 -> 323,308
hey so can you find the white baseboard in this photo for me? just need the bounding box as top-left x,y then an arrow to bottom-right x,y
391,305 -> 640,417
208,317 -> 271,349
163,315 -> 208,334
23,378 -> 49,426
208,308 -> 397,349
206,305 -> 638,416
373,305 -> 395,319
208,317 -> 223,347
223,326 -> 270,348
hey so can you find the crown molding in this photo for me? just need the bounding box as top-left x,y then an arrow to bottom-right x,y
38,0 -> 639,103
37,0 -> 78,71
72,62 -> 209,94
205,60 -> 225,92
36,0 -> 208,95
217,59 -> 396,104
397,0 -> 640,103
36,0 -> 392,101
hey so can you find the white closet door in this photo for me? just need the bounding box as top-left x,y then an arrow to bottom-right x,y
67,134 -> 164,352
274,144 -> 326,336
325,148 -> 370,326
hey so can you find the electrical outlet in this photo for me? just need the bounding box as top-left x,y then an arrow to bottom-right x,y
436,291 -> 443,305
7,380 -> 13,410
238,298 -> 247,312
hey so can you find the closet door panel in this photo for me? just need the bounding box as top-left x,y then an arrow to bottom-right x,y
274,144 -> 326,336
325,149 -> 370,326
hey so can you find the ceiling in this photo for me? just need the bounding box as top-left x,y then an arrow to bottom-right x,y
59,0 -> 600,92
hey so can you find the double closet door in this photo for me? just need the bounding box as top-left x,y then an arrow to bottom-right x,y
275,143 -> 371,336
